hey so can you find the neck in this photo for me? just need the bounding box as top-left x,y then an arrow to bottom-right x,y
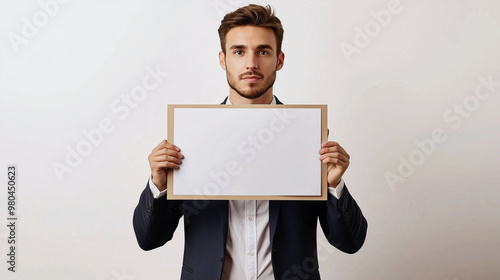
228,90 -> 274,105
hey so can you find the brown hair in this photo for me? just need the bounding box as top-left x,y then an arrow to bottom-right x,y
218,4 -> 284,56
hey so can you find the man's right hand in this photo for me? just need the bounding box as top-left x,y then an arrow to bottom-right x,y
148,140 -> 184,192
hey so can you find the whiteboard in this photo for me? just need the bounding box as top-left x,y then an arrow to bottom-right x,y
166,105 -> 328,200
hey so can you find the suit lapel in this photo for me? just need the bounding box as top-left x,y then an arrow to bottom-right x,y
269,200 -> 282,245
218,201 -> 229,249
275,96 -> 283,105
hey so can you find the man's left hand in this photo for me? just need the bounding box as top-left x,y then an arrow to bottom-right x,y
319,141 -> 350,188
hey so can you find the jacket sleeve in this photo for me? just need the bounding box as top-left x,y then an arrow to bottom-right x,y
318,184 -> 368,254
132,179 -> 184,251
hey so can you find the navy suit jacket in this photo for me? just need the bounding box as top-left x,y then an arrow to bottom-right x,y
133,96 -> 367,280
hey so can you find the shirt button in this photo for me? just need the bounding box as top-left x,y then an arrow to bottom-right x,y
248,216 -> 253,221
249,251 -> 254,256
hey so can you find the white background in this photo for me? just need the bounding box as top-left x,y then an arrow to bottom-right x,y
0,0 -> 499,279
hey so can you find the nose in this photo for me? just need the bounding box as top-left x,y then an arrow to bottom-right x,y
245,53 -> 258,70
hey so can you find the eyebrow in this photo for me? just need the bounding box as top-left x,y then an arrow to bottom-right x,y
256,44 -> 274,51
229,44 -> 274,51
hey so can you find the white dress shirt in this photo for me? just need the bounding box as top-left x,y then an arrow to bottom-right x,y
149,96 -> 345,279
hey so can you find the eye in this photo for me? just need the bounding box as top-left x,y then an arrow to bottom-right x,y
259,51 -> 268,55
234,50 -> 243,55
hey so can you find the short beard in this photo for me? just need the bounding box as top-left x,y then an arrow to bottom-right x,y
227,71 -> 276,100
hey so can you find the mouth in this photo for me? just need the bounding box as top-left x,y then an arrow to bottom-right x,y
240,73 -> 263,82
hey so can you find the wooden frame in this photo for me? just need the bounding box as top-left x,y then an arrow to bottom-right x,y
166,104 -> 328,200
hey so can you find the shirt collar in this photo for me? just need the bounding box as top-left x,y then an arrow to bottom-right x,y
227,95 -> 277,105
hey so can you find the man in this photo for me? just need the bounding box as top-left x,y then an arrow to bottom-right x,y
133,4 -> 367,280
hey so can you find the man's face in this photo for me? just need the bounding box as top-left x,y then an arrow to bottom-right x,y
219,25 -> 284,100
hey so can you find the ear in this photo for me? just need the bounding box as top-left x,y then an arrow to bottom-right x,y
219,51 -> 226,70
276,52 -> 285,71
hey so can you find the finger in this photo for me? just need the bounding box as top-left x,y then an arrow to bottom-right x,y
321,156 -> 349,167
152,140 -> 168,152
321,141 -> 338,148
320,147 -> 348,158
320,151 -> 349,161
319,152 -> 350,164
321,142 -> 348,157
319,144 -> 349,159
151,154 -> 183,165
153,147 -> 184,159
153,161 -> 181,170
153,140 -> 180,153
